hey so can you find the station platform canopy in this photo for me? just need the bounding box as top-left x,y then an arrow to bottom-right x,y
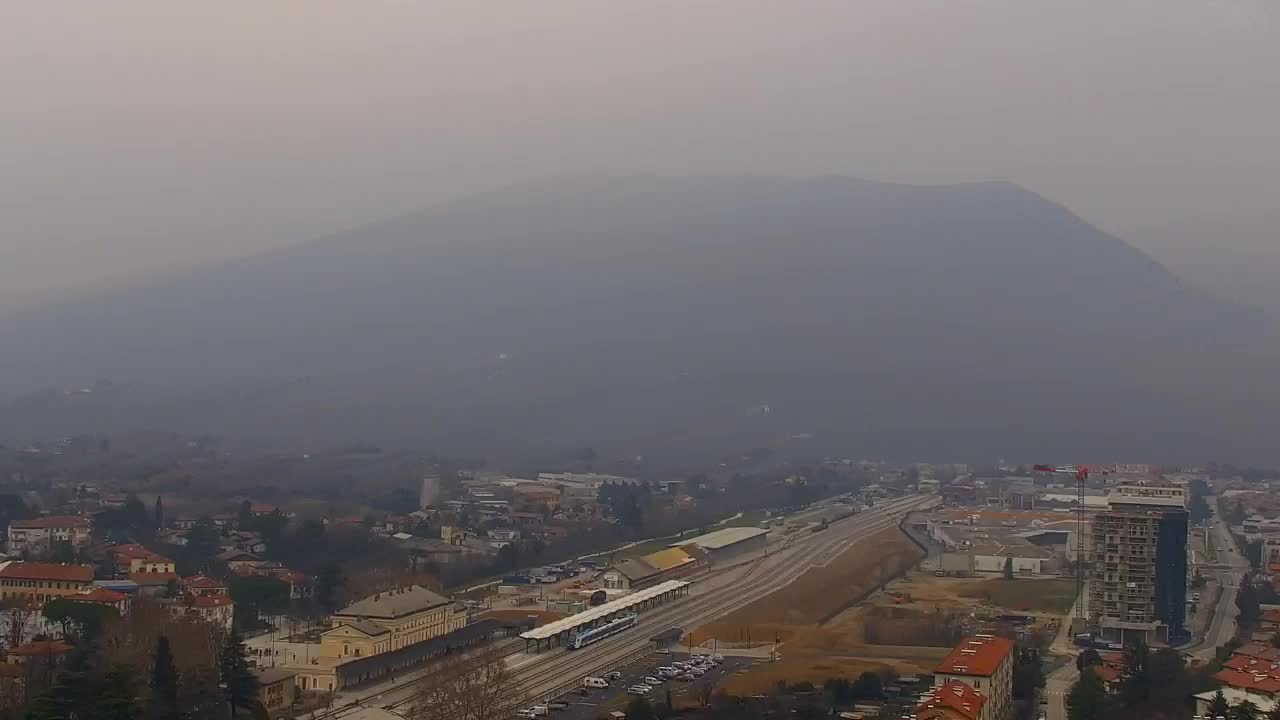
519,580 -> 691,641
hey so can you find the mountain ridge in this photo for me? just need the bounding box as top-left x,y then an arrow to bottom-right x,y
0,175 -> 1272,462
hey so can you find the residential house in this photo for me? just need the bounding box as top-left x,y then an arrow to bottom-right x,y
7,516 -> 92,556
6,641 -> 73,666
1195,688 -> 1278,717
108,544 -> 176,576
183,575 -> 229,597
166,595 -> 234,630
156,529 -> 189,547
933,635 -> 1014,720
130,571 -> 180,598
0,562 -> 94,604
254,668 -> 297,715
66,587 -> 130,615
916,680 -> 986,720
217,550 -> 261,571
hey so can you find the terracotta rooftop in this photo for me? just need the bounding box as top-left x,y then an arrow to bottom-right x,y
916,680 -> 986,720
69,588 -> 128,604
0,562 -> 94,583
1091,665 -> 1122,683
10,515 -> 90,530
1223,655 -> 1280,679
184,575 -> 227,589
936,635 -> 1014,677
1216,669 -> 1280,695
108,543 -> 152,559
1236,643 -> 1280,663
10,640 -> 74,656
190,595 -> 233,608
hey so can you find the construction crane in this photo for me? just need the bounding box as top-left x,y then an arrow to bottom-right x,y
1034,463 -> 1090,626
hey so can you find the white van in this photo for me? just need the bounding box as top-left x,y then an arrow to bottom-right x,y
583,677 -> 609,689
529,706 -> 549,717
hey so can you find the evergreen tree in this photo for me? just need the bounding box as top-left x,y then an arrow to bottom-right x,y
1003,556 -> 1015,580
151,635 -> 180,720
1211,690 -> 1230,717
1067,668 -> 1108,720
1120,637 -> 1150,706
100,665 -> 143,720
154,496 -> 164,529
220,625 -> 258,717
1235,699 -> 1261,720
315,562 -> 346,613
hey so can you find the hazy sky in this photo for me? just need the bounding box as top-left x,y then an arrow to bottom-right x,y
3,1 -> 1277,301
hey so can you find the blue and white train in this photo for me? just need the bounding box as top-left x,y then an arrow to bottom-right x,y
567,613 -> 639,650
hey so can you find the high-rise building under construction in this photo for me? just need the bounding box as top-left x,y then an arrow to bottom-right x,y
1087,485 -> 1188,645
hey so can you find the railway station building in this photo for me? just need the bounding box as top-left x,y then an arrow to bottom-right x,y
519,580 -> 691,652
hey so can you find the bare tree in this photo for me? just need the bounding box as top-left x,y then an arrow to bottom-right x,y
412,644 -> 523,720
0,599 -> 35,651
697,681 -> 717,708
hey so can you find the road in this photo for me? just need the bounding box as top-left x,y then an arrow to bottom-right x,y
301,493 -> 937,719
1186,494 -> 1250,661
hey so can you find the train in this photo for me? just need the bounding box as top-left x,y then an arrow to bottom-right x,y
567,613 -> 639,650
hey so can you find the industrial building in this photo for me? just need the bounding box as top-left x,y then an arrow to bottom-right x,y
674,527 -> 769,562
1086,488 -> 1188,645
927,511 -> 1075,577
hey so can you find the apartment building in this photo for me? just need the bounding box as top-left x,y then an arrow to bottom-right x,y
1087,492 -> 1188,644
7,516 -> 92,555
933,635 -> 1014,720
0,562 -> 94,604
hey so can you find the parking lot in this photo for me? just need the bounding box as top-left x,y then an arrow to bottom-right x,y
531,651 -> 753,720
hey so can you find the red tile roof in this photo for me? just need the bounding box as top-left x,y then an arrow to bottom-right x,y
1099,651 -> 1126,666
1091,665 -> 1122,684
69,588 -> 128,604
191,595 -> 233,608
183,575 -> 227,589
1216,669 -> 1280,695
936,636 -> 1014,677
917,680 -> 986,720
1223,655 -> 1280,679
10,640 -> 73,656
108,543 -> 152,559
0,562 -> 93,582
1236,643 -> 1280,662
10,515 -> 90,530
1263,608 -> 1280,624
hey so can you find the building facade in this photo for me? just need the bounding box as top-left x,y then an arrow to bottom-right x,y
0,562 -> 94,604
933,635 -> 1014,720
7,516 -> 92,556
324,585 -> 465,658
1087,506 -> 1188,644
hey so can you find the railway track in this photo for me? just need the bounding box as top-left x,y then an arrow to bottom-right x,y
307,494 -> 934,719
507,495 -> 934,702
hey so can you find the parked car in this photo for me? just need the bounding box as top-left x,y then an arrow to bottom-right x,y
678,673 -> 696,682
548,701 -> 569,711
515,711 -> 535,719
644,676 -> 664,686
605,671 -> 623,681
626,686 -> 650,695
